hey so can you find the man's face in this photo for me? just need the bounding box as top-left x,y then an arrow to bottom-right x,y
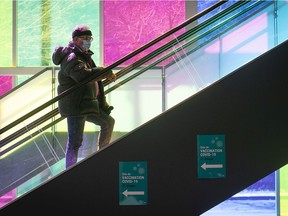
75,35 -> 93,51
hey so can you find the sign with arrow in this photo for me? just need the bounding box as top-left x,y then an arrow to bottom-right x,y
119,161 -> 147,205
197,134 -> 226,179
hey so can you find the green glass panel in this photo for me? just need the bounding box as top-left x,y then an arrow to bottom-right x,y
280,165 -> 288,216
16,0 -> 100,84
17,0 -> 100,67
17,0 -> 42,66
50,0 -> 100,65
0,0 -> 12,66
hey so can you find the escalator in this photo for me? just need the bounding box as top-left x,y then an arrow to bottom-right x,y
1,0 -> 288,214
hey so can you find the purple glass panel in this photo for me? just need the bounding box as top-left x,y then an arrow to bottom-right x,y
103,0 -> 185,66
0,76 -> 12,97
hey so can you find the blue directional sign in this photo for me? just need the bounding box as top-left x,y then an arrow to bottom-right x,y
119,161 -> 147,205
197,134 -> 226,179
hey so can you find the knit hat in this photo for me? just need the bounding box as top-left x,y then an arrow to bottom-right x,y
72,29 -> 92,38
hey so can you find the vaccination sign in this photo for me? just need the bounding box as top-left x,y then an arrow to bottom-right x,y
119,161 -> 147,205
197,134 -> 226,179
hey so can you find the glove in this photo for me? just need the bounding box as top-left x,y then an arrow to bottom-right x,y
102,105 -> 114,115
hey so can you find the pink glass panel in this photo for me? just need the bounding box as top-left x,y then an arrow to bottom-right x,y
0,76 -> 13,97
103,0 -> 185,66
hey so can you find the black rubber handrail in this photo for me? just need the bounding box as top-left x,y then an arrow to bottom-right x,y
0,109 -> 61,148
0,116 -> 64,157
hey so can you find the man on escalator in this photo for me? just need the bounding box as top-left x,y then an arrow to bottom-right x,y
52,25 -> 116,168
